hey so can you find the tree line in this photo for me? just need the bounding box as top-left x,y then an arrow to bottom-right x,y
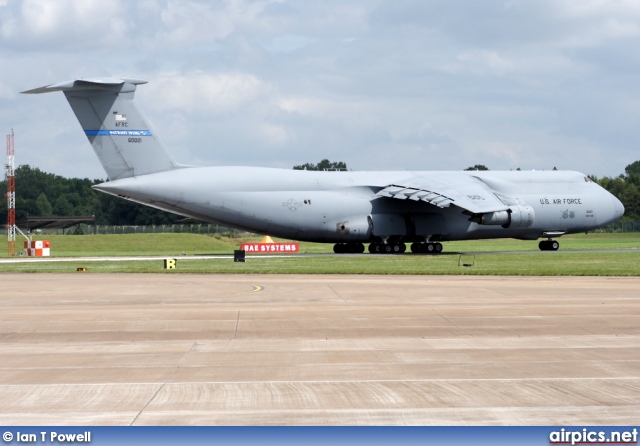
1,165 -> 182,225
1,161 -> 638,226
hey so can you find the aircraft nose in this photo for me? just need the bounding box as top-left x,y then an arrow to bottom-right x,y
612,195 -> 625,219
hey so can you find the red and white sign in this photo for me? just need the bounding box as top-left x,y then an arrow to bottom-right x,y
240,242 -> 299,253
24,240 -> 51,257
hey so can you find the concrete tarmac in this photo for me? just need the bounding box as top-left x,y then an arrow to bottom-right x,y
0,273 -> 638,425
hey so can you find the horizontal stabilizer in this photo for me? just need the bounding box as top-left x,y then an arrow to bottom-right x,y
22,78 -> 147,95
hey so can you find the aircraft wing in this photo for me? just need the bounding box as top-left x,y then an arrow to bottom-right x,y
376,173 -> 509,214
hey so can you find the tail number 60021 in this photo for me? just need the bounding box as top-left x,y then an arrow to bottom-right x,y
128,137 -> 142,143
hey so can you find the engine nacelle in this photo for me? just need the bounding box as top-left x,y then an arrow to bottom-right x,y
328,215 -> 372,241
508,204 -> 535,228
471,205 -> 534,229
477,210 -> 511,226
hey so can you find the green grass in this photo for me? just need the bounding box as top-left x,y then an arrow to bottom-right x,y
2,232 -> 354,256
4,233 -> 237,257
1,252 -> 638,276
446,232 -> 640,252
0,232 -> 638,275
3,231 -> 639,257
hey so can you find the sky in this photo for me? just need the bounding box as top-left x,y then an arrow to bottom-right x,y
1,0 -> 639,181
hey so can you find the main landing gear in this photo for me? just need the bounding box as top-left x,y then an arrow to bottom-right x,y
539,239 -> 559,251
410,242 -> 443,254
332,241 -> 445,254
333,242 -> 365,254
366,241 -> 445,254
368,242 -> 406,254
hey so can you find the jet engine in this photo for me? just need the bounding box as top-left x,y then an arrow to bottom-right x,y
470,205 -> 534,229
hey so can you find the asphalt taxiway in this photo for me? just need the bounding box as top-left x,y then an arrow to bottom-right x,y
0,274 -> 638,425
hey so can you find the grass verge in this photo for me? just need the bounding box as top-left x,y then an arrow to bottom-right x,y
0,233 -> 640,276
1,232 -> 637,275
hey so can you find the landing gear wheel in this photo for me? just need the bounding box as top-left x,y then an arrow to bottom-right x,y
384,244 -> 393,254
334,243 -> 365,254
426,243 -> 435,253
539,240 -> 560,251
369,243 -> 385,254
434,242 -> 443,253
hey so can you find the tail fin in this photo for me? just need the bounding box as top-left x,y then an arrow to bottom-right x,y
22,77 -> 182,180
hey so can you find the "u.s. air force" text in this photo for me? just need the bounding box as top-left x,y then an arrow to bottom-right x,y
539,197 -> 582,205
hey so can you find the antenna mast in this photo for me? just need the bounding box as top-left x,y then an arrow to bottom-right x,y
6,129 -> 16,256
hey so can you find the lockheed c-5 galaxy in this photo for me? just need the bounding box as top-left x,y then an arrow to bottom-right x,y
23,77 -> 624,254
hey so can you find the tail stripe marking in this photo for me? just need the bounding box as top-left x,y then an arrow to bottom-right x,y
84,130 -> 153,136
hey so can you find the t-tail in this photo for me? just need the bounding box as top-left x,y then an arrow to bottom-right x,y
22,77 -> 182,180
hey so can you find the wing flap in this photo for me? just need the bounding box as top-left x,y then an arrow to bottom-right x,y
376,173 -> 509,214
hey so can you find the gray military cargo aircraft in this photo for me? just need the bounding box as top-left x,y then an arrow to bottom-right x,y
23,77 -> 624,254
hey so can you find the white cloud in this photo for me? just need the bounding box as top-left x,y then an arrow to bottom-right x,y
552,0 -> 640,48
2,0 -> 639,179
144,0 -> 282,49
256,121 -> 290,146
1,0 -> 129,47
452,50 -> 517,76
145,71 -> 267,113
557,0 -> 640,18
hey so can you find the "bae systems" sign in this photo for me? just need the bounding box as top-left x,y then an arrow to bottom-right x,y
240,242 -> 300,253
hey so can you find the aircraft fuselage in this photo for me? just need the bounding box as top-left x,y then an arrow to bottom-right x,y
94,167 -> 624,244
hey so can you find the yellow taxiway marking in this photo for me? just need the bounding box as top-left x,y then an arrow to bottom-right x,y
234,285 -> 263,294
